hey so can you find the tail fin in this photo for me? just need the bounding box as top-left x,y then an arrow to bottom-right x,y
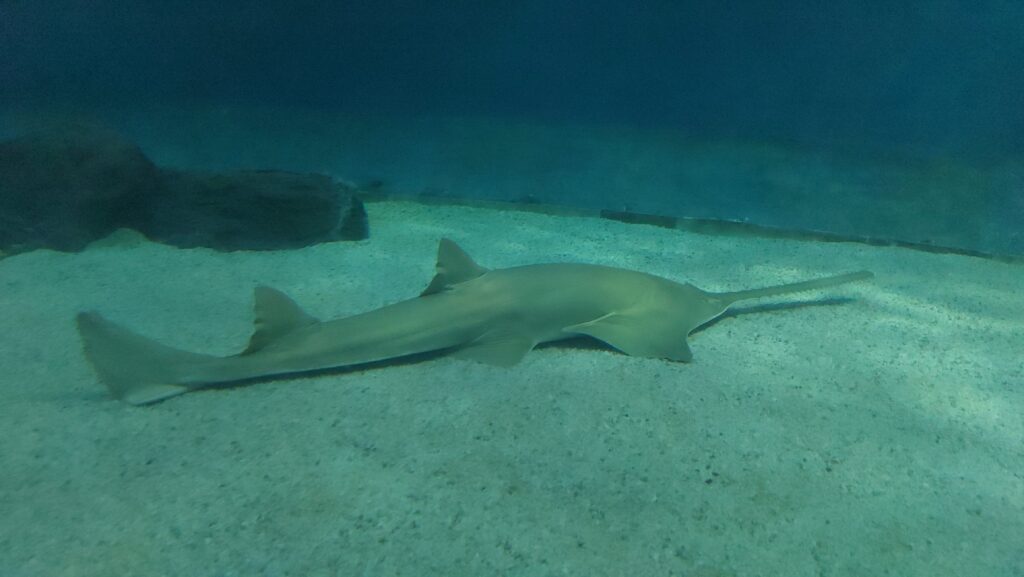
76,312 -> 219,405
717,270 -> 874,306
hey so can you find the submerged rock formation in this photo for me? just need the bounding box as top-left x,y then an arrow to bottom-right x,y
0,123 -> 368,254
0,123 -> 159,252
146,169 -> 368,251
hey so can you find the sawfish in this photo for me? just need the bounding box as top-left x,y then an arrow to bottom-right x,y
77,239 -> 873,405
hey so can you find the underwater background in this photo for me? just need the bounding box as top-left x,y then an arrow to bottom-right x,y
1,2 -> 1023,577
2,0 -> 1022,255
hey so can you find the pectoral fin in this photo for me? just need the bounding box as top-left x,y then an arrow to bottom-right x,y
564,313 -> 693,362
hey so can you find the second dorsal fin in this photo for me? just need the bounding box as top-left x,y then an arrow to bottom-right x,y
421,238 -> 488,296
242,286 -> 318,354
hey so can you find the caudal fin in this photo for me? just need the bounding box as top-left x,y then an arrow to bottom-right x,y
76,312 -> 218,405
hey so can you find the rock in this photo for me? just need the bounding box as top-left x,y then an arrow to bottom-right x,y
0,122 -> 161,252
145,170 -> 368,250
0,123 -> 368,254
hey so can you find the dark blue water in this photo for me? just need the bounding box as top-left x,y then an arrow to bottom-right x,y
2,0 -> 1022,253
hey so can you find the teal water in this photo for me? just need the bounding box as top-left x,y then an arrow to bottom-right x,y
1,2 -> 1022,576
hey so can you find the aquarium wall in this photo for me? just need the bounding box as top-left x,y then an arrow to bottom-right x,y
2,0 -> 1022,255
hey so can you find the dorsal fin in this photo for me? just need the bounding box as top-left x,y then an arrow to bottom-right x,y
421,238 -> 488,296
242,286 -> 318,354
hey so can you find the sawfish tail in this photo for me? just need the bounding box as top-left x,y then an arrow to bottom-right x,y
718,270 -> 874,305
76,312 -> 218,405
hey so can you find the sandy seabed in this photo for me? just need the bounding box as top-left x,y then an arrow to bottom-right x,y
1,201 -> 1021,577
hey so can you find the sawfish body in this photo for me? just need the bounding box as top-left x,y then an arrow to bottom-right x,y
77,239 -> 872,405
